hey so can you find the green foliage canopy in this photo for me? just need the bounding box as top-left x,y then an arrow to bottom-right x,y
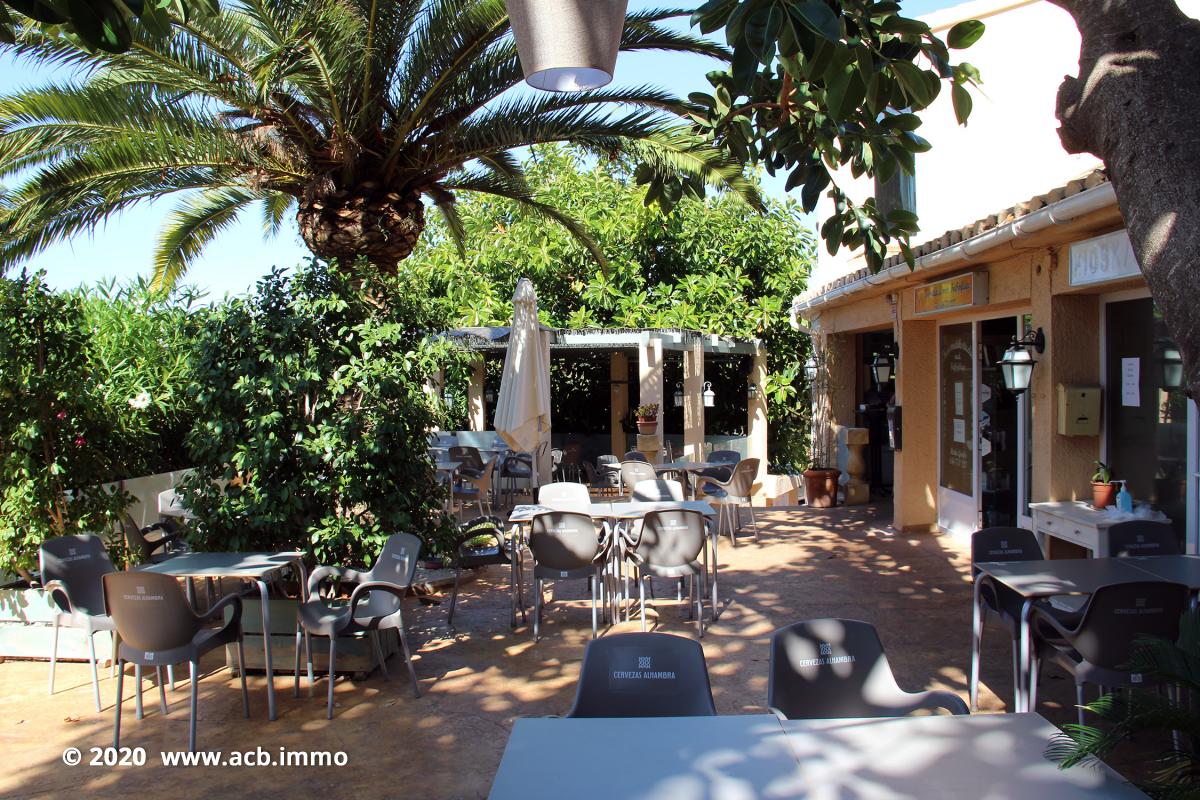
400,144 -> 815,468
180,261 -> 457,567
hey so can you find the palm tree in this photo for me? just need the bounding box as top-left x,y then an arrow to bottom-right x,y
0,0 -> 760,289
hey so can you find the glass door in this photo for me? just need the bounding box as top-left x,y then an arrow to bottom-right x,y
938,323 -> 977,534
978,317 -> 1023,528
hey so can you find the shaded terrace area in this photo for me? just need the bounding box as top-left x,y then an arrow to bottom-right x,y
1,506 -> 1083,799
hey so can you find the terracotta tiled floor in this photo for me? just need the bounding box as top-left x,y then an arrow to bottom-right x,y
1,505 -> 1084,798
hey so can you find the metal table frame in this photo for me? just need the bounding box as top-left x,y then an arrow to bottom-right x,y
973,555 -> 1200,712
139,551 -> 308,721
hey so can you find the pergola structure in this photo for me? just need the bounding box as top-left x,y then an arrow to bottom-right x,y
446,327 -> 768,470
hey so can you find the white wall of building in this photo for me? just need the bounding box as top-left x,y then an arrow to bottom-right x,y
811,0 -> 1149,291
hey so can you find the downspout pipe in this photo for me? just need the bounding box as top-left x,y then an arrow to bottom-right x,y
791,181 -> 1118,323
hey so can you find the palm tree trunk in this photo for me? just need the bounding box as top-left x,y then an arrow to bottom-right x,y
296,185 -> 426,270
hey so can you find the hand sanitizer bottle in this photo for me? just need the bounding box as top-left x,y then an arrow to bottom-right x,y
1116,480 -> 1134,513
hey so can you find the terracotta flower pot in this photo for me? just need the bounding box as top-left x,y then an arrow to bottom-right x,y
1091,481 -> 1118,509
804,468 -> 841,508
636,417 -> 658,435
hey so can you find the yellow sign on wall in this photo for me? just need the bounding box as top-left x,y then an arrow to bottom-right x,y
914,272 -> 989,316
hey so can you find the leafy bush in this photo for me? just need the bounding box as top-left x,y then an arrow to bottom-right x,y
0,272 -> 131,576
180,261 -> 457,566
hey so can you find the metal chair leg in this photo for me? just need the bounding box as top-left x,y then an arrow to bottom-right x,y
396,619 -> 421,698
135,663 -> 144,720
371,630 -> 390,681
970,584 -> 984,712
749,502 -> 760,541
639,575 -> 647,633
1076,682 -> 1086,727
591,569 -> 598,639
88,632 -> 102,712
188,660 -> 199,753
326,638 -> 337,720
294,623 -> 303,698
48,617 -> 59,695
112,659 -> 124,748
533,577 -> 542,642
237,638 -> 250,719
156,666 -> 168,716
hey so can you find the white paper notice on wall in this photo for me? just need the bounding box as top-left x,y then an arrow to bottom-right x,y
1121,357 -> 1140,407
953,417 -> 966,444
954,382 -> 964,416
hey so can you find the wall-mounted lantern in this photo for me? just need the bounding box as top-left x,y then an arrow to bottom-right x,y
702,381 -> 716,408
804,355 -> 819,383
747,382 -> 759,399
485,387 -> 497,405
673,383 -> 684,408
871,351 -> 895,386
1161,344 -> 1183,389
505,0 -> 628,92
998,328 -> 1045,394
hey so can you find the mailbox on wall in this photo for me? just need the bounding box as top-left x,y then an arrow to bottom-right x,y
887,405 -> 902,450
1056,384 -> 1101,436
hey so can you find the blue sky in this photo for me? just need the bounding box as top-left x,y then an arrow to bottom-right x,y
0,0 -> 963,298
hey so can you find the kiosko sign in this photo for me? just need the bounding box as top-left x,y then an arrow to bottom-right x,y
914,272 -> 989,316
1069,229 -> 1140,287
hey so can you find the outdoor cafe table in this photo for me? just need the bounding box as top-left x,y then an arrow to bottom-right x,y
972,556 -> 1200,713
652,461 -> 725,499
138,551 -> 307,721
488,712 -> 1147,799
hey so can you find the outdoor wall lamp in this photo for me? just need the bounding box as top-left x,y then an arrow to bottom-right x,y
673,383 -> 684,408
702,381 -> 716,408
505,0 -> 628,92
871,351 -> 895,386
747,382 -> 759,399
1161,344 -> 1183,389
998,328 -> 1045,394
804,355 -> 819,383
485,387 -> 497,404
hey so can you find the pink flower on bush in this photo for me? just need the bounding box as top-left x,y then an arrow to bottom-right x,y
55,411 -> 66,420
73,436 -> 86,447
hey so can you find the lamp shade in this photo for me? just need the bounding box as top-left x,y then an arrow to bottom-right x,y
998,345 -> 1036,394
871,352 -> 893,386
804,355 -> 818,383
506,0 -> 629,92
1162,346 -> 1183,389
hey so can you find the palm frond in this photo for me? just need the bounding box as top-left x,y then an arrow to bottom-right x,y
154,187 -> 258,292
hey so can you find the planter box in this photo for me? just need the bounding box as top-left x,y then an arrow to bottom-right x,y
225,596 -> 396,681
0,586 -> 114,661
759,474 -> 806,506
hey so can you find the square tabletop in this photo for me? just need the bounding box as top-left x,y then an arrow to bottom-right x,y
138,551 -> 305,580
1125,554 -> 1200,589
488,715 -> 801,800
975,557 -> 1164,598
777,712 -> 1147,799
507,501 -> 715,524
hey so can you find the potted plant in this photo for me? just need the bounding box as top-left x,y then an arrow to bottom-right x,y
635,403 -> 659,435
1091,460 -> 1118,509
803,345 -> 841,508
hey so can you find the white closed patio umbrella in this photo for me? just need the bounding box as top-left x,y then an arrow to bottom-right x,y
494,278 -> 552,489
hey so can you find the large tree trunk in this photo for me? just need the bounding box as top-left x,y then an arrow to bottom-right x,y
1048,0 -> 1200,399
296,184 -> 425,270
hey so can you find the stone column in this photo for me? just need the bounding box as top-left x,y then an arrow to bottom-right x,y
747,344 -> 769,483
683,338 -> 704,462
638,337 -> 664,462
892,304 -> 938,531
467,355 -> 486,431
610,352 -> 629,456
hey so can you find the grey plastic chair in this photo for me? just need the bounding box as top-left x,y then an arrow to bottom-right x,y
120,513 -> 185,565
560,442 -> 583,482
623,450 -> 649,462
768,618 -> 969,719
453,455 -> 497,519
538,481 -> 592,510
969,526 -> 1043,711
631,479 -> 685,502
297,533 -> 423,717
620,460 -> 657,495
528,511 -> 609,642
1031,580 -> 1189,725
582,460 -> 621,497
448,445 -> 485,478
103,571 -> 248,752
624,509 -> 708,637
39,534 -> 118,712
448,515 -> 524,629
700,458 -> 761,545
566,632 -> 717,718
1106,520 -> 1180,557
